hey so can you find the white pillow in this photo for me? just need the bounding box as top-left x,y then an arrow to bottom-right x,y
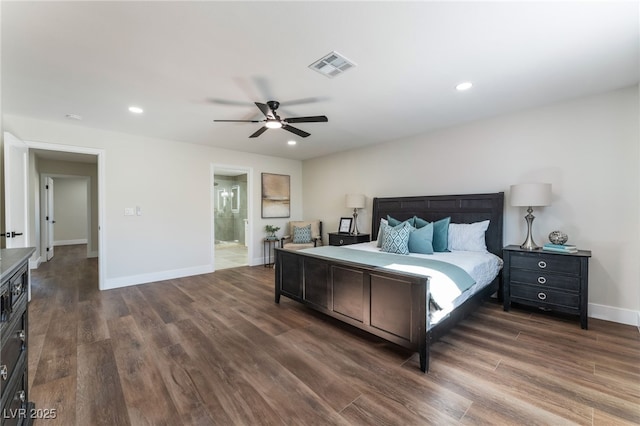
447,220 -> 490,252
376,218 -> 388,248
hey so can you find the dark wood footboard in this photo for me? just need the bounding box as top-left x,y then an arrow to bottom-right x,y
275,248 -> 430,372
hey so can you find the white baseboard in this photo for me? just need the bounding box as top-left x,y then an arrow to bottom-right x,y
588,303 -> 640,327
104,264 -> 214,290
54,239 -> 88,246
29,256 -> 42,269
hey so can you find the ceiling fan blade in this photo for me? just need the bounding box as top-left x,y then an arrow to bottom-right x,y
213,119 -> 262,123
284,115 -> 328,123
282,124 -> 310,138
255,102 -> 273,118
249,126 -> 268,138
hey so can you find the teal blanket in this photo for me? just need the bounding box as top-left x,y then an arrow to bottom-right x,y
299,245 -> 475,294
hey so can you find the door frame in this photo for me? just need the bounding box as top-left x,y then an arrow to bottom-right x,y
40,174 -> 92,262
211,163 -> 253,269
26,140 -> 106,290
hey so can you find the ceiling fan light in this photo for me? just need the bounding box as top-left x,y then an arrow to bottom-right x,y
265,120 -> 282,129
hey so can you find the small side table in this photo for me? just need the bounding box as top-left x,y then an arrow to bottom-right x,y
503,245 -> 591,329
263,238 -> 280,267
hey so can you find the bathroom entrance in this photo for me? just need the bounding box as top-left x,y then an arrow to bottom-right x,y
213,167 -> 250,270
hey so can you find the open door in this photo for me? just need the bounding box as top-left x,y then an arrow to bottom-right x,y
44,177 -> 55,260
3,132 -> 29,248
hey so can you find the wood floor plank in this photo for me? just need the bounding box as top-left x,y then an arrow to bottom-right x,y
107,315 -> 182,425
76,340 -> 131,426
27,245 -> 640,425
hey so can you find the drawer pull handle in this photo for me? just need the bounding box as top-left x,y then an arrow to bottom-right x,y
0,365 -> 7,380
339,239 -> 344,245
538,261 -> 547,269
537,276 -> 547,284
12,282 -> 22,296
537,292 -> 547,300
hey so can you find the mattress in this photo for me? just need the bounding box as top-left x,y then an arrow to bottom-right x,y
343,241 -> 504,325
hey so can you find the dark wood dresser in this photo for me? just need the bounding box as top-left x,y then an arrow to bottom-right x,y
328,233 -> 370,246
1,247 -> 35,426
503,245 -> 591,329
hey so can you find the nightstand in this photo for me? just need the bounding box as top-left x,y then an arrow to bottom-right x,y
503,245 -> 591,329
328,232 -> 370,246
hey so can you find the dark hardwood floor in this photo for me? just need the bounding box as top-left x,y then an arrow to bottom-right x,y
28,245 -> 639,425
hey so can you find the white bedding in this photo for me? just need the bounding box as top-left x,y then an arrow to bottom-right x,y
343,241 -> 503,325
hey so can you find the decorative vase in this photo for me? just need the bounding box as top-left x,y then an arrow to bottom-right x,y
548,230 -> 568,245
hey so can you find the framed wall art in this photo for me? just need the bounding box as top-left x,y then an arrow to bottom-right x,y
261,173 -> 290,218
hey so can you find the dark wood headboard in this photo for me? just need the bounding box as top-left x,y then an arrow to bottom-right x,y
371,192 -> 504,258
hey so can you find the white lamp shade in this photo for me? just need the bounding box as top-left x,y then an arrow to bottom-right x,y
345,194 -> 365,209
510,183 -> 552,207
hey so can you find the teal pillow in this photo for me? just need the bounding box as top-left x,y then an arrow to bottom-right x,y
408,222 -> 434,254
387,215 -> 415,227
292,224 -> 312,243
414,216 -> 450,252
381,222 -> 411,255
433,217 -> 450,252
414,216 -> 429,229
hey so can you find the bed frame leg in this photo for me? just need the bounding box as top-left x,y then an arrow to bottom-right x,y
419,347 -> 428,373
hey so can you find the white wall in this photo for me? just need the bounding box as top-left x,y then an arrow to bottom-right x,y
303,86 -> 640,326
2,115 -> 303,288
52,177 -> 88,244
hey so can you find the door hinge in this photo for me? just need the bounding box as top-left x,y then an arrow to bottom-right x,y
46,247 -> 49,252
46,184 -> 49,189
46,216 -> 49,221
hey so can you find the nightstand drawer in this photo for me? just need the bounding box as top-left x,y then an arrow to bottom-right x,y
510,252 -> 581,275
328,233 -> 370,246
510,268 -> 580,292
511,284 -> 579,311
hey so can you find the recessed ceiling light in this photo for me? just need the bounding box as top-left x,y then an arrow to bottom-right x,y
128,106 -> 144,114
456,82 -> 473,91
65,113 -> 82,120
287,140 -> 297,146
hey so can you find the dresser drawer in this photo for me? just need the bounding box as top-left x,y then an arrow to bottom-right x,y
1,310 -> 27,397
1,361 -> 28,426
510,268 -> 580,292
510,252 -> 581,275
511,283 -> 579,311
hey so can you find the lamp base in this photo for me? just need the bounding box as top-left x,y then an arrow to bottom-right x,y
351,209 -> 361,235
520,207 -> 541,250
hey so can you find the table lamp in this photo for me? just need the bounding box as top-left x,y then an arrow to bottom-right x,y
510,183 -> 552,250
345,194 -> 365,235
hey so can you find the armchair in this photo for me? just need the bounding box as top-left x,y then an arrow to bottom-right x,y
281,220 -> 323,250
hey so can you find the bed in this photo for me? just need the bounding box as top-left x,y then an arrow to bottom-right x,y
274,192 -> 504,372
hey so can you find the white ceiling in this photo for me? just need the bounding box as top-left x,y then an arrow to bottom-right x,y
3,1 -> 638,161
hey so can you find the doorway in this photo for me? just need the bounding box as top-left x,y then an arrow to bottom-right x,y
213,166 -> 251,270
40,174 -> 91,262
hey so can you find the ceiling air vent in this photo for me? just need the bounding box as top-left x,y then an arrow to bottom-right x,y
309,51 -> 356,78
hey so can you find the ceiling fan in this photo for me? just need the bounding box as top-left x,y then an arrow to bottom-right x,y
213,100 -> 328,138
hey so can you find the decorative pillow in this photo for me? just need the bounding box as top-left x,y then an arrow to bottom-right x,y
376,218 -> 388,248
387,215 -> 415,228
408,222 -> 434,254
292,224 -> 312,244
448,220 -> 490,252
381,222 -> 411,255
414,216 -> 450,252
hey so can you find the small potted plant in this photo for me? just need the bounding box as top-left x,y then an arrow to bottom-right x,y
265,224 -> 280,240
